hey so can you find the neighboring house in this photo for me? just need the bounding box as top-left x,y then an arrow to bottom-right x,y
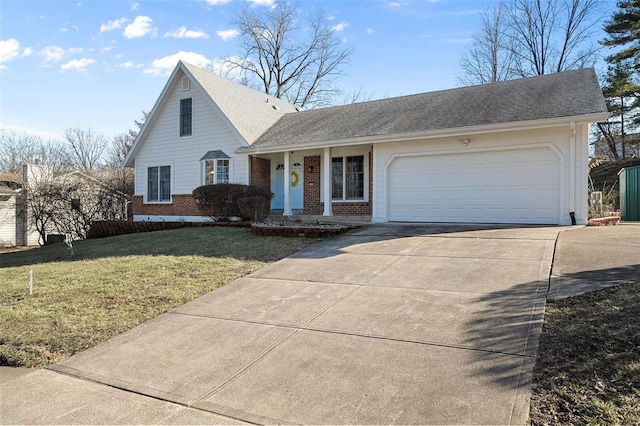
124,62 -> 608,225
592,133 -> 640,158
0,172 -> 30,246
0,165 -> 128,246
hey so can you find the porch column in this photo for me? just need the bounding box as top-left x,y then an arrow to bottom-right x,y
323,147 -> 333,216
283,151 -> 292,216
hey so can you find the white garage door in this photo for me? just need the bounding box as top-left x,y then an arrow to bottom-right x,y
388,147 -> 560,224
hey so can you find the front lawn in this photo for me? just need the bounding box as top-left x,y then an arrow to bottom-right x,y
530,283 -> 640,425
0,227 -> 317,367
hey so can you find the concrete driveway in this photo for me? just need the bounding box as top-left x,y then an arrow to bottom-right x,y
1,224 -> 560,425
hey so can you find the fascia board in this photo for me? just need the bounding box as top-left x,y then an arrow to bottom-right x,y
237,112 -> 610,155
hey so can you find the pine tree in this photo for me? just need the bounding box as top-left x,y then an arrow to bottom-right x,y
601,0 -> 640,69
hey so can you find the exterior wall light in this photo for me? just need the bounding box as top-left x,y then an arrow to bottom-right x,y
458,138 -> 471,146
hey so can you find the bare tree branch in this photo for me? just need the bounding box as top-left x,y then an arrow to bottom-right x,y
227,2 -> 354,108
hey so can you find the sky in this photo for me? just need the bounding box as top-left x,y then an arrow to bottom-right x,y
0,0 -> 618,142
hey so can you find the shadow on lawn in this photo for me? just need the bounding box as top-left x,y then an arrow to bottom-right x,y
462,264 -> 640,399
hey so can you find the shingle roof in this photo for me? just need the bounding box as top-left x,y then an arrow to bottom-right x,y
182,62 -> 299,144
248,68 -> 607,151
199,150 -> 231,160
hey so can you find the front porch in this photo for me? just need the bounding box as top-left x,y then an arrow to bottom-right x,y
249,145 -> 373,220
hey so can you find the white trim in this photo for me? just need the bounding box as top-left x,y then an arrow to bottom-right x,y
381,142 -> 566,224
201,158 -> 231,185
237,113 -> 609,155
569,121 -> 576,217
179,97 -> 193,137
144,164 -> 173,204
283,151 -> 292,216
323,147 -> 332,216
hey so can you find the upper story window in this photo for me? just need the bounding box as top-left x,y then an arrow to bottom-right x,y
180,98 -> 192,136
200,151 -> 230,185
332,155 -> 364,200
147,165 -> 171,202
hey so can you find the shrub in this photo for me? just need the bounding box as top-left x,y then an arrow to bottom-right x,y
192,184 -> 272,221
238,195 -> 271,222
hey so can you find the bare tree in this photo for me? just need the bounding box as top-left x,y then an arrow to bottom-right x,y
457,3 -> 513,85
227,2 -> 354,108
0,131 -> 71,174
64,128 -> 109,172
458,0 -> 603,85
507,0 -> 602,77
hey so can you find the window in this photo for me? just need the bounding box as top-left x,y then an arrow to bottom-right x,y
204,159 -> 229,185
147,166 -> 171,202
180,98 -> 192,136
332,155 -> 364,200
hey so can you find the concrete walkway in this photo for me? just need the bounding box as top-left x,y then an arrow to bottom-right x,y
1,224 -> 562,425
548,223 -> 640,300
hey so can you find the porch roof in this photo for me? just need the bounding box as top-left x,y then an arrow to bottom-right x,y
240,68 -> 607,153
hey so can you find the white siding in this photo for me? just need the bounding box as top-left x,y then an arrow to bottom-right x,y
373,125 -> 588,225
0,195 -> 17,246
134,70 -> 249,200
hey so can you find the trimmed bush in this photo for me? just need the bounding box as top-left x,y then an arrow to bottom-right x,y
238,195 -> 271,222
192,184 -> 272,221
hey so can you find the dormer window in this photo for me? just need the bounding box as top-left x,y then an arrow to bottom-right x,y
180,98 -> 192,136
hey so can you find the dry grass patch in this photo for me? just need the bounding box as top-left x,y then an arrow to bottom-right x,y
0,227 -> 317,367
530,282 -> 640,425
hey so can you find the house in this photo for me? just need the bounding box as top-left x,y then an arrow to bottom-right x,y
124,62 -> 608,225
0,165 -> 128,246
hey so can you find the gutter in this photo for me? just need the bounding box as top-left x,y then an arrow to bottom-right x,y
236,112 -> 609,155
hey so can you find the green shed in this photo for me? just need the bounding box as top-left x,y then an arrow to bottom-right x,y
618,165 -> 640,222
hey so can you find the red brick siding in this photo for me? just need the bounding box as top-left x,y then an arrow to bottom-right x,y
132,194 -> 202,218
249,156 -> 271,193
302,148 -> 373,216
304,156 -> 323,214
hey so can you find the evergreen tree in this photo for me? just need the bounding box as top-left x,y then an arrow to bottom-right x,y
601,0 -> 640,70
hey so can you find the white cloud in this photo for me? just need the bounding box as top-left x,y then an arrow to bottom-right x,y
60,57 -> 96,73
130,2 -> 139,10
117,61 -> 142,68
60,27 -> 69,33
144,51 -> 212,76
205,0 -> 232,4
22,47 -> 33,57
40,46 -> 67,64
366,28 -> 375,34
0,38 -> 20,63
331,21 -> 349,32
100,17 -> 128,33
123,16 -> 156,38
246,0 -> 275,6
216,29 -> 239,41
164,26 -> 210,39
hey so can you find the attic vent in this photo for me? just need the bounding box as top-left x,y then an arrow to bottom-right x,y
272,105 -> 280,111
182,77 -> 190,91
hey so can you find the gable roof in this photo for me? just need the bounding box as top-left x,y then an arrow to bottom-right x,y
243,68 -> 608,153
124,61 -> 298,167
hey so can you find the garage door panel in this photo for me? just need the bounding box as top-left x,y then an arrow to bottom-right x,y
388,148 -> 560,224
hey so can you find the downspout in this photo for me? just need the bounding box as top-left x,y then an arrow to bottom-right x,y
569,121 -> 576,225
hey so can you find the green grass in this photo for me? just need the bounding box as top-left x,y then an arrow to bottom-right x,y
0,227 -> 317,367
530,283 -> 640,425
